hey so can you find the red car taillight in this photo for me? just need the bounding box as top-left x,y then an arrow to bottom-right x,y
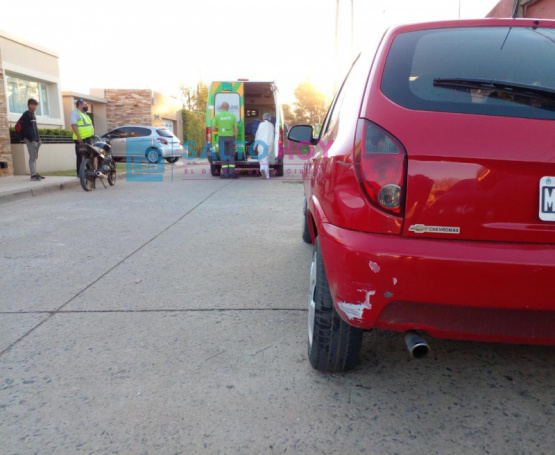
206,127 -> 212,143
355,119 -> 406,215
156,138 -> 168,145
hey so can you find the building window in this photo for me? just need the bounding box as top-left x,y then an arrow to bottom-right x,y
6,75 -> 51,117
39,84 -> 50,116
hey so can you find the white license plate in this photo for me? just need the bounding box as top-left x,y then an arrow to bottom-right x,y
539,176 -> 555,221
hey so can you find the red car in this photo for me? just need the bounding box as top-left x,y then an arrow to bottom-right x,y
289,19 -> 555,372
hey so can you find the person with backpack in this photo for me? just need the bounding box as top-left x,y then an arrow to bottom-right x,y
19,98 -> 44,181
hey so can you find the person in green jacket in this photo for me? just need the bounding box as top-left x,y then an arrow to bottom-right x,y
212,102 -> 238,179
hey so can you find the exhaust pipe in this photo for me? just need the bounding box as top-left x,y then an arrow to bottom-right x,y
405,331 -> 429,359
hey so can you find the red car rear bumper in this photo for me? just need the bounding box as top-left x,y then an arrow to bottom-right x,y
319,222 -> 555,344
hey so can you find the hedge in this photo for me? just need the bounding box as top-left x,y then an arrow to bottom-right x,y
9,127 -> 73,144
182,110 -> 206,158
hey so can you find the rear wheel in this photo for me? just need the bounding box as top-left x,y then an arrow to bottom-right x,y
166,157 -> 179,164
146,148 -> 162,164
79,158 -> 95,192
274,163 -> 284,177
210,164 -> 221,176
308,238 -> 363,372
108,163 -> 116,186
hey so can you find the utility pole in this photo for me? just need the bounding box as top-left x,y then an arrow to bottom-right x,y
334,0 -> 355,94
334,0 -> 340,94
350,0 -> 354,60
512,0 -> 522,18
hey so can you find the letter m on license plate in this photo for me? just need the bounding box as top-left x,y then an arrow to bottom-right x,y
540,176 -> 555,221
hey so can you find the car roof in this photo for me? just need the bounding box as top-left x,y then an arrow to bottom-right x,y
116,125 -> 160,129
358,18 -> 555,68
211,80 -> 276,83
110,126 -> 175,132
386,18 -> 555,35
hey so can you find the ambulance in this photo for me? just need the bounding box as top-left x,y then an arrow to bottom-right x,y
205,80 -> 285,176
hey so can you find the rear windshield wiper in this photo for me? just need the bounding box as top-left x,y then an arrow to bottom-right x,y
433,77 -> 555,101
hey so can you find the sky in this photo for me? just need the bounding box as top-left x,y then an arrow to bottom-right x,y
0,0 -> 499,104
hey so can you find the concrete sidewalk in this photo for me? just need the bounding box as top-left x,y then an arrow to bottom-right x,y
0,160 -> 195,205
0,157 -> 263,205
0,175 -> 81,205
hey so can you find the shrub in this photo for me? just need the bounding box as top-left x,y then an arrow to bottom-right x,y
182,110 -> 206,158
9,127 -> 73,143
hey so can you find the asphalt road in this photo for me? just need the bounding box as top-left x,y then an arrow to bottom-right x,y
1,162 -> 554,454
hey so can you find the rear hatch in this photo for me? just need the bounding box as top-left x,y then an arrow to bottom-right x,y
207,81 -> 280,164
208,82 -> 245,160
244,82 -> 279,162
156,128 -> 181,148
378,23 -> 555,244
401,113 -> 554,243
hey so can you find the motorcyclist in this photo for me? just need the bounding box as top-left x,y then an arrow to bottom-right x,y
71,99 -> 105,178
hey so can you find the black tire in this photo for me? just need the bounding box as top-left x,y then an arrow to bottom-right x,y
302,197 -> 313,244
210,164 -> 221,176
79,158 -> 95,192
308,238 -> 363,372
146,148 -> 162,164
166,157 -> 179,164
108,164 -> 116,186
274,163 -> 284,177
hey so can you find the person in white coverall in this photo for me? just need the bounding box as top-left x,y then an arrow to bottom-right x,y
254,112 -> 274,179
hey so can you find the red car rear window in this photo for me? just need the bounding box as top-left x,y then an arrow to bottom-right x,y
381,26 -> 555,120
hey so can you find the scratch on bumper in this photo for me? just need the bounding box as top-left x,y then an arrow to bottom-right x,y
337,290 -> 375,321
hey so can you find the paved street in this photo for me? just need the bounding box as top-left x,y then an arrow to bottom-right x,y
1,162 -> 554,454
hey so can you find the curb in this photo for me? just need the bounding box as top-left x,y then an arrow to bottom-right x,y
0,172 -> 126,205
31,179 -> 81,198
0,188 -> 33,205
0,178 -> 80,205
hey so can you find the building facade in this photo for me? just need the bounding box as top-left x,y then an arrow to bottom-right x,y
0,30 -> 64,130
1,30 -> 185,177
487,0 -> 555,18
0,30 -> 65,177
98,89 -> 183,142
0,49 -> 12,177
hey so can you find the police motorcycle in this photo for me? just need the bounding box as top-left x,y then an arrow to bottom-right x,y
78,135 -> 116,192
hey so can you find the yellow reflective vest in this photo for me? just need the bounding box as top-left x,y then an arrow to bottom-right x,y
312,123 -> 321,137
72,110 -> 95,140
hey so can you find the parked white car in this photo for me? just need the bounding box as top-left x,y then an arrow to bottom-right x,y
102,126 -> 183,164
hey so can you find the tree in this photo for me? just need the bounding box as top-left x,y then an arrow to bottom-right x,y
282,104 -> 295,126
180,82 -> 208,112
180,85 -> 196,112
180,81 -> 209,157
292,80 -> 329,125
195,82 -> 208,113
